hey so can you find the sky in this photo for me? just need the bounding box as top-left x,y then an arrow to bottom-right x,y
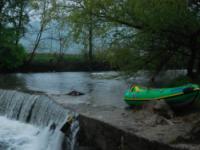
20,2 -> 82,54
20,20 -> 82,54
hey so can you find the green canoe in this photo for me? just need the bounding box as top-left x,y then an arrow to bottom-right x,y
124,84 -> 200,107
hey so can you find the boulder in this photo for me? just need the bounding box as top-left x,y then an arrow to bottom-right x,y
67,90 -> 85,96
144,100 -> 174,119
184,120 -> 200,143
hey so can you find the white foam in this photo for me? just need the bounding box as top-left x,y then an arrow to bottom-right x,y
0,116 -> 64,150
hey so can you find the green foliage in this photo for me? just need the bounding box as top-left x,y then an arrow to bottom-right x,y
61,0 -> 112,61
0,0 -> 29,71
0,26 -> 23,70
167,75 -> 192,87
107,48 -> 142,73
0,25 -> 25,72
0,0 -> 29,43
91,0 -> 200,78
0,44 -> 26,70
26,0 -> 200,76
31,53 -> 84,64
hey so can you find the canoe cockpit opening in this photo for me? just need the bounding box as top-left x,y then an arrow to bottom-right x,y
130,85 -> 141,92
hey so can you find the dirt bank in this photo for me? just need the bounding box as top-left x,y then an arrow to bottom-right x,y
51,94 -> 200,150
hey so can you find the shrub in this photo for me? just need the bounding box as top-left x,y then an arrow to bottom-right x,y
167,75 -> 192,87
0,43 -> 26,70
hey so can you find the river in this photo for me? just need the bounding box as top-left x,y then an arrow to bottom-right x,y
0,70 -> 186,107
0,71 -> 187,150
0,116 -> 65,150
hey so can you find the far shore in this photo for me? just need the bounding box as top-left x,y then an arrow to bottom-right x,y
0,53 -> 116,73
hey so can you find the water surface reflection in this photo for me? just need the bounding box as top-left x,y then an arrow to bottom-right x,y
0,71 -> 186,108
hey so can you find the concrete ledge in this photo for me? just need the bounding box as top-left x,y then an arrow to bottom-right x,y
78,115 -> 183,150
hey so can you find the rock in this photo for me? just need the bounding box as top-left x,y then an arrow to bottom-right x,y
49,123 -> 56,131
143,115 -> 174,127
153,100 -> 174,119
121,112 -> 128,117
67,90 -> 85,96
155,116 -> 174,126
184,121 -> 200,143
144,100 -> 174,119
60,116 -> 74,134
79,146 -> 97,150
174,119 -> 200,144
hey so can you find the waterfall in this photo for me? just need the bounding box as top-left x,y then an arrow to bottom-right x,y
0,89 -> 79,150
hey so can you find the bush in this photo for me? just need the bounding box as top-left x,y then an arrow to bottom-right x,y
106,48 -> 143,73
167,75 -> 192,87
0,43 -> 26,70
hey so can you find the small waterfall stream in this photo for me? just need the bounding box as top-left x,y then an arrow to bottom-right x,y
0,89 -> 79,150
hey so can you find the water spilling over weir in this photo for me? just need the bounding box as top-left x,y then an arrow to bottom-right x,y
0,90 -> 79,150
0,88 -> 186,150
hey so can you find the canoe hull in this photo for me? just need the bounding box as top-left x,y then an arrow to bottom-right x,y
124,84 -> 200,107
164,91 -> 199,107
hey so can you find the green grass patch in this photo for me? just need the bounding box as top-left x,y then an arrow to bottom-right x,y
28,53 -> 84,64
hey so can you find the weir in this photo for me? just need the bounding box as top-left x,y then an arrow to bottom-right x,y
0,89 -> 79,150
0,89 -> 189,150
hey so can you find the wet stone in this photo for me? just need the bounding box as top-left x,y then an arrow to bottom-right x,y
67,90 -> 85,96
154,116 -> 174,126
79,146 -> 98,150
144,100 -> 174,119
180,120 -> 200,144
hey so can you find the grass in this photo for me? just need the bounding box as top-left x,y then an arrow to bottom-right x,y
29,53 -> 85,64
20,53 -> 113,72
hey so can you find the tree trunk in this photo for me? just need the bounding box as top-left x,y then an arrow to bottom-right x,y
197,53 -> 200,76
27,23 -> 44,64
187,38 -> 197,79
151,51 -> 175,82
15,1 -> 24,45
59,33 -> 64,62
27,0 -> 47,64
0,1 -> 4,15
88,23 -> 93,62
88,7 -> 93,63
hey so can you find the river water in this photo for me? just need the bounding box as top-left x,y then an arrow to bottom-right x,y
0,72 -> 129,150
0,71 -> 186,94
0,72 -> 125,94
0,71 -> 186,150
0,116 -> 64,150
0,72 -> 129,108
0,71 -> 186,107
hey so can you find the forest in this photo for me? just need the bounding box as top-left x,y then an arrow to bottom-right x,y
1,0 -> 200,80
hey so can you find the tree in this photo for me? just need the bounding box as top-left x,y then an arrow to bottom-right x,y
14,0 -> 29,45
53,0 -> 109,62
48,22 -> 70,60
27,0 -> 58,64
86,0 -> 200,79
0,0 -> 27,71
67,0 -> 96,62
